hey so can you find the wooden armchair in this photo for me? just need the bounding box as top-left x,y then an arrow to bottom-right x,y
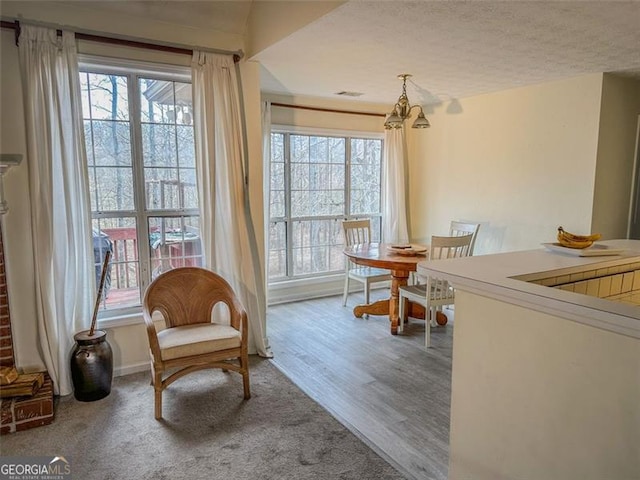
142,267 -> 250,419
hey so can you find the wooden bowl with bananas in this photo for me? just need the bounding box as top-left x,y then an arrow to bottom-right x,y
556,226 -> 601,249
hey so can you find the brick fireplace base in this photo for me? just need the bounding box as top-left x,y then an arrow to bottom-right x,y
1,373 -> 54,434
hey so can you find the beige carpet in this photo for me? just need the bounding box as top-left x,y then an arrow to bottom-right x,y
1,356 -> 405,479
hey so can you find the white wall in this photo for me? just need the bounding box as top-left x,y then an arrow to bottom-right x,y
266,92 -> 387,132
0,7 -> 266,375
405,74 -> 604,253
591,74 -> 640,238
450,290 -> 640,480
0,29 -> 43,372
0,1 -> 244,53
246,1 -> 344,58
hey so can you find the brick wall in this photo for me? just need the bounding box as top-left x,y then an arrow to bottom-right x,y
0,223 -> 15,367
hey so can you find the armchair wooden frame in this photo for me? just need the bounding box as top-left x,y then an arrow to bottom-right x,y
143,267 -> 250,419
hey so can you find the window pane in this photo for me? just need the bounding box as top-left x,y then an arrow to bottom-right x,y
269,133 -> 286,219
369,216 -> 382,242
144,168 -> 197,210
180,168 -> 198,209
329,138 -> 345,163
95,167 -> 135,211
291,135 -> 309,163
290,190 -> 309,217
268,221 -> 287,279
309,136 -> 327,163
87,167 -> 97,211
81,73 -> 129,121
270,190 -> 285,219
291,163 -> 310,191
93,218 -> 140,310
81,65 -> 200,314
271,133 -> 284,163
140,79 -> 175,123
144,168 -> 178,209
177,126 -> 195,167
82,73 -> 134,214
142,124 -> 177,167
140,79 -> 192,124
141,78 -> 197,211
267,132 -> 382,281
88,120 -> 132,166
350,138 -> 382,215
291,220 -> 343,276
270,162 -> 285,218
84,121 -> 94,165
149,216 -> 202,279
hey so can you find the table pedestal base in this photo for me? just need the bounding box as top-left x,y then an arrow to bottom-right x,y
353,299 -> 430,335
354,299 -> 389,319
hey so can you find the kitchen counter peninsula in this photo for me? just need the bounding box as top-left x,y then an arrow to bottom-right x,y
417,239 -> 640,480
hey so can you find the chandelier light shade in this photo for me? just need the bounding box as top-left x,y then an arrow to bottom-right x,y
384,74 -> 430,130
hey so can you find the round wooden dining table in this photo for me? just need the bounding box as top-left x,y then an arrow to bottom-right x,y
343,242 -> 428,335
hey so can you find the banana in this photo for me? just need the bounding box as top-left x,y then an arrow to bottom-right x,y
557,226 -> 601,249
557,226 -> 601,243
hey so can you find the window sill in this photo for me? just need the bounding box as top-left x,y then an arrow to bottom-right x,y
97,311 -> 144,329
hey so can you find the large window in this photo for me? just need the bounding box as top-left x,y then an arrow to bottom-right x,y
80,60 -> 202,314
268,130 -> 383,281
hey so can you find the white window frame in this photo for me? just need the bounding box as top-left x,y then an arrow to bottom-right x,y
267,124 -> 384,289
79,55 -> 200,321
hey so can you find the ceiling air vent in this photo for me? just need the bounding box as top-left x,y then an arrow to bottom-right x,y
335,91 -> 363,97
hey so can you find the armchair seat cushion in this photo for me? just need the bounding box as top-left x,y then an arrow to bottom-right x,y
157,323 -> 241,361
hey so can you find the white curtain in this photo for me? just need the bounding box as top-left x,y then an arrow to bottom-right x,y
191,52 -> 271,357
261,100 -> 272,302
18,25 -> 94,396
382,128 -> 409,243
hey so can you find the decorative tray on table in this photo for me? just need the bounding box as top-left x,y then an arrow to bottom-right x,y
386,244 -> 428,256
541,243 -> 623,257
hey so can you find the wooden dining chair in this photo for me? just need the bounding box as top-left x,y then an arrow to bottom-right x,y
398,233 -> 473,347
142,267 -> 250,419
342,219 -> 392,306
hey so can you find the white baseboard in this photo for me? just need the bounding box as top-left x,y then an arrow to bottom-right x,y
267,274 -> 389,305
114,361 -> 150,377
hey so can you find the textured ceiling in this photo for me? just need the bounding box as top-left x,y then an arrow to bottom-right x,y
254,0 -> 640,106
8,1 -> 638,107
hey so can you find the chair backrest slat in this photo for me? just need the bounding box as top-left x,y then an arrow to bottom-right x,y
449,221 -> 481,256
430,233 -> 474,261
342,219 -> 372,247
427,234 -> 474,302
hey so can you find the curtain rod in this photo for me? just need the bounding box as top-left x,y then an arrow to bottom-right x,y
0,19 -> 243,63
271,102 -> 385,118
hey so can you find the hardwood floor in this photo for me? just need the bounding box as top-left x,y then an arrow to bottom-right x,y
267,289 -> 453,480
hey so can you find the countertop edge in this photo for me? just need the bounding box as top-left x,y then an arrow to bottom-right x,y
417,241 -> 640,340
431,271 -> 640,339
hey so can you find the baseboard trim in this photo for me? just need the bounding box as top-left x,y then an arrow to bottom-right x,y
268,275 -> 389,305
114,362 -> 150,377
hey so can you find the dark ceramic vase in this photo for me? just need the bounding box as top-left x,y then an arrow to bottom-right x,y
70,330 -> 113,402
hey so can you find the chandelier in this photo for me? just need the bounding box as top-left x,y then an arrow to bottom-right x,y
384,74 -> 430,129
